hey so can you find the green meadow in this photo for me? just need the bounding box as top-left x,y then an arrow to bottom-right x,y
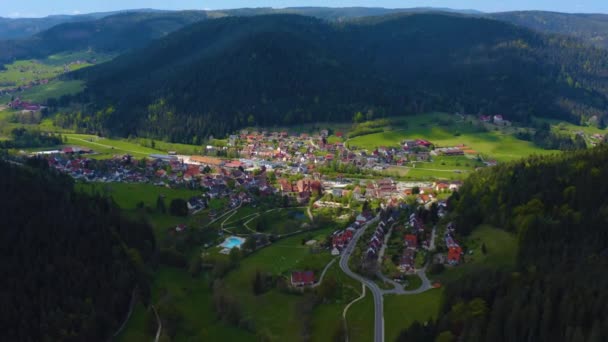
0,80 -> 85,103
64,134 -> 166,157
118,267 -> 255,342
348,113 -> 557,162
384,288 -> 443,342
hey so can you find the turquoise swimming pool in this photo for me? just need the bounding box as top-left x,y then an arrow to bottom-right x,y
220,236 -> 245,249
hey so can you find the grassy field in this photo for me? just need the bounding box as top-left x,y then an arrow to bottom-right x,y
311,262 -> 362,342
384,288 -> 443,342
436,225 -> 518,283
222,229 -> 335,341
64,134 -> 166,157
118,267 -> 254,342
348,113 -> 556,162
345,286 -> 374,342
77,182 -> 204,238
77,182 -> 201,210
0,80 -> 85,103
0,51 -> 112,88
384,155 -> 485,180
248,208 -> 312,235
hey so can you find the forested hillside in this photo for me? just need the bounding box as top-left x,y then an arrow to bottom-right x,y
0,11 -> 208,63
0,160 -> 155,341
490,11 -> 608,50
62,13 -> 608,143
398,146 -> 608,341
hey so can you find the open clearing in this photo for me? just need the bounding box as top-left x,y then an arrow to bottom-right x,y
384,288 -> 443,342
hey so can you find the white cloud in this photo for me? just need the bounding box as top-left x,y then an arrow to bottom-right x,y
72,10 -> 81,15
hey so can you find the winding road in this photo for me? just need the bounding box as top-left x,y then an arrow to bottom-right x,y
339,215 -> 435,342
339,216 -> 385,342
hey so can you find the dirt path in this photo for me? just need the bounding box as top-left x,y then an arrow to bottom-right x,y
343,283 -> 366,342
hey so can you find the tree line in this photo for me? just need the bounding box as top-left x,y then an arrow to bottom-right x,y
0,159 -> 155,341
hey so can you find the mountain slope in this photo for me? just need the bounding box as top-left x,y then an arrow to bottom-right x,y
0,11 -> 208,64
0,159 -> 155,341
66,13 -> 608,142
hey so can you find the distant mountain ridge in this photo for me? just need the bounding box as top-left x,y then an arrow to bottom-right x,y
0,9 -> 164,39
0,11 -> 209,64
4,7 -> 608,65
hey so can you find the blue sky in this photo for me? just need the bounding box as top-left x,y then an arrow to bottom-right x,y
3,1 -> 608,18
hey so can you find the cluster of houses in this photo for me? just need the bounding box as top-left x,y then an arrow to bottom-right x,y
396,212 -> 429,273
330,211 -> 375,256
278,178 -> 323,204
0,79 -> 49,99
7,98 -> 43,112
480,114 -> 511,126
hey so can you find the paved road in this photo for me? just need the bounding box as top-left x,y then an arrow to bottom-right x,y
429,225 -> 437,251
339,216 -> 385,342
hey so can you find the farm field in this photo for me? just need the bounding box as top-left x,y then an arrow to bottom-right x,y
435,225 -> 518,283
384,288 -> 443,342
347,113 -> 557,162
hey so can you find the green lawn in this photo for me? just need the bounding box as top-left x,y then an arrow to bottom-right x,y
119,267 -> 254,342
222,229 -> 335,341
435,225 -> 518,283
384,289 -> 443,342
348,113 -> 556,162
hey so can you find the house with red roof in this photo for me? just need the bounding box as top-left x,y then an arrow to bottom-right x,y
291,271 -> 315,287
448,246 -> 462,265
404,234 -> 418,250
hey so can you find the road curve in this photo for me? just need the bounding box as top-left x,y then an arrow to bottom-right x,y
339,216 -> 385,342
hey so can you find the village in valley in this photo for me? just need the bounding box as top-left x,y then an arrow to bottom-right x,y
2,107 -> 593,341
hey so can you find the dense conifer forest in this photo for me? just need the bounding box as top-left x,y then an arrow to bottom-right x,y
57,14 -> 608,143
0,160 -> 155,341
397,146 -> 608,341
